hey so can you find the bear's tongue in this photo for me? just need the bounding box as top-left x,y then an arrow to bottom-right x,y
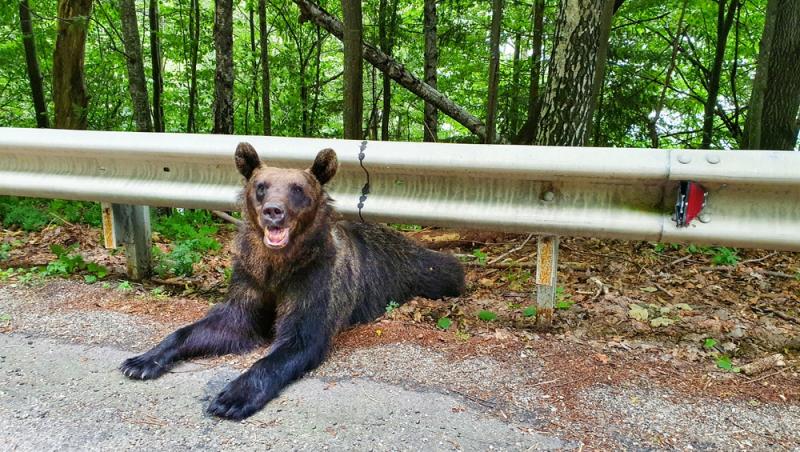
264,227 -> 289,248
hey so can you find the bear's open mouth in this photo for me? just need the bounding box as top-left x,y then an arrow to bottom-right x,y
264,227 -> 290,249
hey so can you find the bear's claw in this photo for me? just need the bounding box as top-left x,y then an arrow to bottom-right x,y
120,354 -> 167,380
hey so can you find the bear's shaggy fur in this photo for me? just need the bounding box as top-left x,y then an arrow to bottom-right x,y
120,143 -> 465,419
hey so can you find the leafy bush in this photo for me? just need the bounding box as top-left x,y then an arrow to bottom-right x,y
42,244 -> 108,283
154,209 -> 221,253
0,197 -> 49,231
710,247 -> 739,266
48,199 -> 102,226
153,242 -> 202,277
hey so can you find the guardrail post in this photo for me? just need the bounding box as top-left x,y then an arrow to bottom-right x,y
103,204 -> 152,281
535,234 -> 559,328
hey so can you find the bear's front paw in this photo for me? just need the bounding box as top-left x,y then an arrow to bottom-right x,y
120,354 -> 168,380
207,374 -> 271,420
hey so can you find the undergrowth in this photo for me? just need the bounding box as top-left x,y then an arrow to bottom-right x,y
0,196 -> 101,231
151,209 -> 222,278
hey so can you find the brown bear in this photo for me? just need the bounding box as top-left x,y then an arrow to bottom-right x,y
120,143 -> 465,419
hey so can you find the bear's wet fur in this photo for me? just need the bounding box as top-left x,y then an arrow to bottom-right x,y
120,143 -> 465,419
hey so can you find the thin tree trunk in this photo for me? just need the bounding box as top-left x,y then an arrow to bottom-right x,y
648,0 -> 688,148
700,0 -> 739,149
186,0 -> 199,132
258,0 -> 271,135
119,0 -> 152,132
509,32 -> 521,138
249,3 -> 260,124
379,0 -> 398,141
20,0 -> 49,128
584,0 -> 615,143
53,0 -> 92,130
535,0 -> 609,147
342,0 -> 363,139
485,0 -> 503,144
745,0 -> 800,150
310,26 -> 324,133
213,0 -> 234,134
423,0 -> 438,142
295,0 -> 486,141
513,0 -> 544,144
149,0 -> 164,132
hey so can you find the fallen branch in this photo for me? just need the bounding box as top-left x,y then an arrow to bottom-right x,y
212,210 -> 242,226
293,0 -> 486,140
487,233 -> 533,265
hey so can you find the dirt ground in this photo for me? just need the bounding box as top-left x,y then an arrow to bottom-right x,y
1,223 -> 799,449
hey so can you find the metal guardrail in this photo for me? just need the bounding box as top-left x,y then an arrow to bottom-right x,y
2,127 -> 798,325
1,127 -> 798,251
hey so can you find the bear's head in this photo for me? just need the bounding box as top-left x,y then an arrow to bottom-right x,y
235,142 -> 338,250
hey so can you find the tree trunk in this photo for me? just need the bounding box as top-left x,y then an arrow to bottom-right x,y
20,0 -> 49,128
508,32 -> 521,137
149,0 -> 164,132
186,0 -> 200,132
700,0 -> 739,149
379,0 -> 398,141
485,0 -> 503,144
258,0 -> 272,135
53,0 -> 92,130
119,0 -> 152,132
648,0 -> 688,148
213,0 -> 234,134
295,0 -> 485,140
535,0 -> 609,147
249,4 -> 260,128
513,0 -> 544,144
584,0 -> 615,143
342,0 -> 363,139
744,0 -> 800,150
423,0 -> 438,142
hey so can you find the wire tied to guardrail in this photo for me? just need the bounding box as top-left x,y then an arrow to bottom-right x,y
357,140 -> 370,222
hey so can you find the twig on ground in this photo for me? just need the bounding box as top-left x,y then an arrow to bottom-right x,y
487,233 -> 534,265
739,252 -> 778,265
668,255 -> 692,267
212,210 -> 242,226
654,283 -> 674,297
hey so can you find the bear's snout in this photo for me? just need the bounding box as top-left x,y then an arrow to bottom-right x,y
262,202 -> 286,226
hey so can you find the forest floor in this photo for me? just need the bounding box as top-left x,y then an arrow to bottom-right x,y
1,223 -> 799,449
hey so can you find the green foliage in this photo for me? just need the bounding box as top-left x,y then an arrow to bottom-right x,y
43,244 -> 108,283
153,243 -> 201,278
154,210 -> 221,252
703,338 -> 718,349
477,310 -> 497,321
0,197 -> 49,231
472,249 -> 487,266
710,247 -> 739,266
714,355 -> 740,373
385,300 -> 400,314
555,286 -> 573,310
117,281 -> 133,292
0,242 -> 12,261
47,199 -> 102,226
390,224 -> 422,232
523,306 -> 537,318
436,317 -> 453,330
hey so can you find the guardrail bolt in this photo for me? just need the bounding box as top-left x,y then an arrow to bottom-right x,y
699,213 -> 711,223
705,154 -> 720,164
542,191 -> 556,202
678,154 -> 692,164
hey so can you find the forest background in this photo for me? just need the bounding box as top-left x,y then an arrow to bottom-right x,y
0,0 -> 798,151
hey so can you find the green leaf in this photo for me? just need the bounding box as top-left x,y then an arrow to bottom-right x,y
704,338 -> 718,349
437,317 -> 453,330
477,310 -> 497,321
628,304 -> 649,321
640,286 -> 658,293
715,355 -> 739,372
523,306 -> 537,317
555,300 -> 574,310
472,249 -> 487,266
84,275 -> 97,284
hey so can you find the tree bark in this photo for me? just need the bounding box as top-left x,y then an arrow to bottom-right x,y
20,0 -> 49,128
485,0 -> 503,144
700,0 -> 739,149
378,0 -> 398,141
534,0 -> 609,147
186,0 -> 200,132
249,4 -> 260,129
258,0 -> 272,135
213,0 -> 234,134
744,0 -> 800,150
584,0 -> 615,143
119,0 -> 152,132
53,0 -> 92,130
423,0 -> 438,142
149,0 -> 164,132
508,32 -> 521,137
295,0 -> 486,141
342,0 -> 363,139
513,0 -> 544,144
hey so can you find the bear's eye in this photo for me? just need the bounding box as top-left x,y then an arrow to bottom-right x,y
255,183 -> 267,199
290,185 -> 303,195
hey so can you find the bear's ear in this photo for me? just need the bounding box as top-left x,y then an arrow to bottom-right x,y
235,142 -> 261,179
309,148 -> 338,185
